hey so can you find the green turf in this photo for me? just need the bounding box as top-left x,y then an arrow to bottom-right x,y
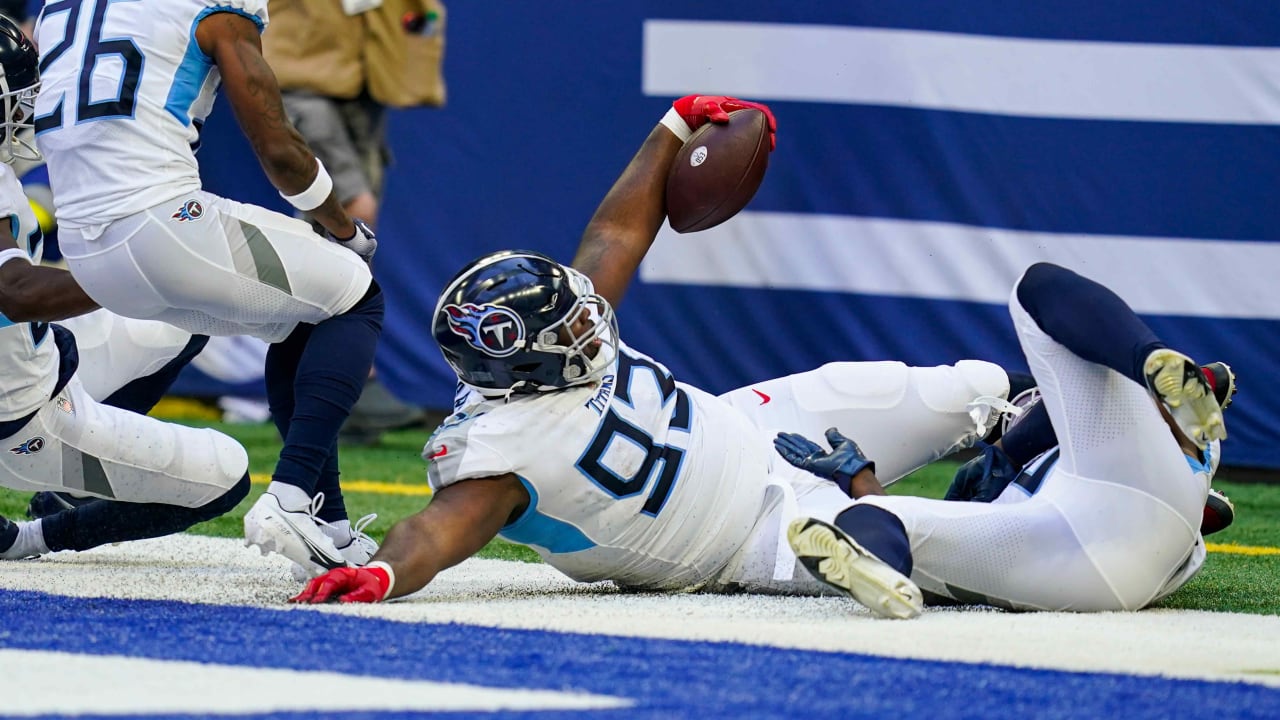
3,420 -> 1275,612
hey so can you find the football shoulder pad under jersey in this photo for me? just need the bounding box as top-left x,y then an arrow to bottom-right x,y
424,404 -> 528,492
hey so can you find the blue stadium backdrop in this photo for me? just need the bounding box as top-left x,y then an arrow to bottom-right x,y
194,3 -> 1280,468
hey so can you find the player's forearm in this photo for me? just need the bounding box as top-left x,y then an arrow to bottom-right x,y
253,136 -> 355,239
200,13 -> 356,240
0,263 -> 98,321
573,125 -> 682,307
250,133 -> 353,237
374,478 -> 526,599
371,516 -> 453,599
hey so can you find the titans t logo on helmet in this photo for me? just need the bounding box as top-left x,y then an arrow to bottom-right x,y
444,303 -> 526,357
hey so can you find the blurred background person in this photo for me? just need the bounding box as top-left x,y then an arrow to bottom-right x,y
262,0 -> 448,446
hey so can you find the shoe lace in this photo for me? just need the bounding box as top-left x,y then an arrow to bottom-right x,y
294,492 -> 378,552
300,492 -> 343,538
348,512 -> 378,549
305,491 -> 327,518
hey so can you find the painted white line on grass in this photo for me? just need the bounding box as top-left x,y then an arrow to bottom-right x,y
4,649 -> 627,715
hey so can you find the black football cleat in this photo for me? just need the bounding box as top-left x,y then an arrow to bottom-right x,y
26,491 -> 99,520
1202,488 -> 1235,536
0,515 -> 17,554
1200,362 -> 1237,411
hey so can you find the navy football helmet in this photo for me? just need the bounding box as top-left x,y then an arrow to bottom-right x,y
0,15 -> 38,162
433,250 -> 619,395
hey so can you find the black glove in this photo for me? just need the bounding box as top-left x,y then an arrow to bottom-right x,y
944,442 -> 1019,502
774,427 -> 875,495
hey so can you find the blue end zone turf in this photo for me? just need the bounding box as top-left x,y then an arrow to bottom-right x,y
2,589 -> 1278,718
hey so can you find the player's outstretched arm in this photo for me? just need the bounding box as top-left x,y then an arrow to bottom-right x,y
572,125 -> 682,308
573,96 -> 776,308
291,473 -> 530,603
195,12 -> 356,241
0,226 -> 97,321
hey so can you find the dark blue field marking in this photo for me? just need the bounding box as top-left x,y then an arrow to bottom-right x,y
1,589 -> 1277,719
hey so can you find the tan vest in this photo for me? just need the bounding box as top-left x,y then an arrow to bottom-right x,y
262,0 -> 446,108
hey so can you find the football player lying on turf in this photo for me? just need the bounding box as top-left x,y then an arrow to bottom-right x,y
776,262 -> 1234,616
292,95 -> 1019,607
0,18 -> 249,560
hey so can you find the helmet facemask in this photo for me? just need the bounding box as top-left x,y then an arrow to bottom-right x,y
0,76 -> 39,163
528,268 -> 619,389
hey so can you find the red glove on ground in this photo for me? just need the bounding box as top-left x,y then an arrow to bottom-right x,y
670,95 -> 778,150
290,562 -> 394,604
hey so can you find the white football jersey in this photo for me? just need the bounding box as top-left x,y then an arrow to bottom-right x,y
0,163 -> 58,422
427,343 -> 774,591
34,0 -> 270,230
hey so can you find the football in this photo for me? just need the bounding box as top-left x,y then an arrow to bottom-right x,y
665,109 -> 770,234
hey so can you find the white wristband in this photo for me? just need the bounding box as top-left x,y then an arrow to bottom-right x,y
368,560 -> 396,600
280,158 -> 334,212
659,106 -> 693,143
0,247 -> 31,269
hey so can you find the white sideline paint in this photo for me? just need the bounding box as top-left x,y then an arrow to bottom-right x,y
4,649 -> 627,715
638,212 -> 1280,320
2,535 -> 1279,690
642,21 -> 1280,125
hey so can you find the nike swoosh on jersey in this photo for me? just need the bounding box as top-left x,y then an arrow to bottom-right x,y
752,389 -> 771,405
429,445 -> 448,459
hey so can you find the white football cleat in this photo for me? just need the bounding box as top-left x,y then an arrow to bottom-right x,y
1144,349 -> 1227,450
244,492 -> 346,576
288,513 -> 380,581
787,517 -> 923,619
337,513 -> 379,565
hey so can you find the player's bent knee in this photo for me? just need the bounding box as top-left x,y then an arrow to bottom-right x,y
913,361 -> 1010,413
1015,262 -> 1075,312
209,430 -> 250,488
194,473 -> 251,521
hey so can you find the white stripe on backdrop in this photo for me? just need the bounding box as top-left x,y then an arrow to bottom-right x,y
640,213 -> 1280,319
642,21 -> 1280,124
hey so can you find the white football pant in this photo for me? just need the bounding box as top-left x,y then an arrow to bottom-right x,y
59,191 -> 372,343
714,360 -> 1010,595
721,360 -> 1010,484
0,311 -> 246,506
855,288 -> 1206,611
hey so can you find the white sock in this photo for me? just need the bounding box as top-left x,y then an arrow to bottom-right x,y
1,520 -> 49,559
322,519 -> 352,545
265,481 -> 312,512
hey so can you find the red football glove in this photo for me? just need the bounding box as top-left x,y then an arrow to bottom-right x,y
671,95 -> 778,150
289,562 -> 394,604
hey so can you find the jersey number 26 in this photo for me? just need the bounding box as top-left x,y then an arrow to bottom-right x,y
35,0 -> 144,133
